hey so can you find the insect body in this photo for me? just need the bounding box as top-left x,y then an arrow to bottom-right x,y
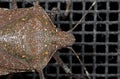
0,1 -> 75,78
0,0 -> 96,79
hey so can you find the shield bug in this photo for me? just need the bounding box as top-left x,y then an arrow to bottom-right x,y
0,0 -> 96,79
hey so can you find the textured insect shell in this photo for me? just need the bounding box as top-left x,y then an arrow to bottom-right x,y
0,5 -> 75,75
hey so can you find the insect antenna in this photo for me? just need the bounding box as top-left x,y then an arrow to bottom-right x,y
12,0 -> 18,9
67,47 -> 91,79
68,0 -> 96,33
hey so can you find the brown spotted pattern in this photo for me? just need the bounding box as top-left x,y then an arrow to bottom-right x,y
0,5 -> 75,75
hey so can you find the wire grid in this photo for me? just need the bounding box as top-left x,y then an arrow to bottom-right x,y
0,0 -> 119,79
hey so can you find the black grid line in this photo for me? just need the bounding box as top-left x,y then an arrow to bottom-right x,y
0,0 -> 119,79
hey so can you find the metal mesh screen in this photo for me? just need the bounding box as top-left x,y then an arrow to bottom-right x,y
0,0 -> 119,79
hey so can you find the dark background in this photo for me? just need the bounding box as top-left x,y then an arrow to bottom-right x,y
0,0 -> 119,79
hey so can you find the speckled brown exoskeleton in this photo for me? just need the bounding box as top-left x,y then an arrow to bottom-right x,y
0,0 -> 96,79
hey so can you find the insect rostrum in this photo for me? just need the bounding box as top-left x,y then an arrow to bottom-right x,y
0,1 -> 75,79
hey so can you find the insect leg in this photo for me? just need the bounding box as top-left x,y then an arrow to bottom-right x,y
62,0 -> 71,18
49,0 -> 71,21
12,0 -> 18,9
53,53 -> 82,79
7,74 -> 14,79
53,53 -> 72,74
37,70 -> 45,79
33,0 -> 39,7
48,7 -> 59,22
